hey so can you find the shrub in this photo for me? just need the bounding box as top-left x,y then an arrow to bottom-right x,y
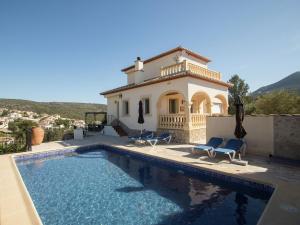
255,90 -> 300,114
44,128 -> 74,142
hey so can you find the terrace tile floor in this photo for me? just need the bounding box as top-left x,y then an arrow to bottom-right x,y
0,133 -> 299,225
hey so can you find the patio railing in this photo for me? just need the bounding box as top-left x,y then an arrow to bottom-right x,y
188,63 -> 221,80
158,114 -> 207,130
158,114 -> 186,129
160,61 -> 185,76
191,114 -> 206,129
160,60 -> 221,80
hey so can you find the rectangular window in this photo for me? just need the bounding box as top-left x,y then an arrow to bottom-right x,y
169,99 -> 179,114
212,103 -> 222,114
143,98 -> 150,115
123,100 -> 129,115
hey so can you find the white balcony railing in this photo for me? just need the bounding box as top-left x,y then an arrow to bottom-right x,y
160,61 -> 185,76
191,114 -> 206,129
158,113 -> 207,130
159,114 -> 186,129
160,60 -> 221,80
188,63 -> 221,80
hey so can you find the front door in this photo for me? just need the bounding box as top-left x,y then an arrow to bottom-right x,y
116,101 -> 119,119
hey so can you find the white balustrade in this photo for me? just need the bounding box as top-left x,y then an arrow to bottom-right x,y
160,62 -> 184,76
191,114 -> 206,129
160,61 -> 221,80
188,63 -> 221,80
159,114 -> 186,129
158,114 -> 207,130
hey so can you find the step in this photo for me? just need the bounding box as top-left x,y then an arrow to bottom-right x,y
112,126 -> 127,137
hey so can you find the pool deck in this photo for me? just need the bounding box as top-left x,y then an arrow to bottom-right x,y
0,133 -> 299,225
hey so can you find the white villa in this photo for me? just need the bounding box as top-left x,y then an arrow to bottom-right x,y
101,47 -> 232,143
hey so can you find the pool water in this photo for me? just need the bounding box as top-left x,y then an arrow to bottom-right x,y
17,148 -> 271,225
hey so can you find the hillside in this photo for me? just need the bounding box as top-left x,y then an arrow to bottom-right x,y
0,99 -> 106,120
253,71 -> 300,95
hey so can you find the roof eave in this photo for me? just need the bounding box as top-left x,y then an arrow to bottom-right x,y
100,73 -> 231,96
121,46 -> 211,73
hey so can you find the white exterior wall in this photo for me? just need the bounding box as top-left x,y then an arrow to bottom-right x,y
206,116 -> 274,156
158,94 -> 185,115
107,95 -> 120,120
106,77 -> 189,131
188,78 -> 228,106
127,73 -> 135,84
181,54 -> 208,69
106,77 -> 228,131
125,52 -> 208,85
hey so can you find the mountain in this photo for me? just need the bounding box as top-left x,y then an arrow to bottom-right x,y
253,71 -> 300,96
0,99 -> 106,120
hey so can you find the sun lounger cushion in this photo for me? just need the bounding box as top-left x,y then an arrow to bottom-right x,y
193,145 -> 213,151
128,132 -> 153,142
222,139 -> 244,151
145,133 -> 172,146
211,139 -> 245,161
213,147 -> 235,154
193,137 -> 223,151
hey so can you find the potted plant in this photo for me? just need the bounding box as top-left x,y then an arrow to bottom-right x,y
31,126 -> 45,145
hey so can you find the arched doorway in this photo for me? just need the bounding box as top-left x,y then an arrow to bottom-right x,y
157,90 -> 187,129
190,92 -> 212,115
213,94 -> 228,115
188,92 -> 211,131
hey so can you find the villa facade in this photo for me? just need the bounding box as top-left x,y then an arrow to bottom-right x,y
101,47 -> 232,143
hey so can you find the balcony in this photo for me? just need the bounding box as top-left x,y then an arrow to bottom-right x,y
158,113 -> 207,130
160,60 -> 221,80
159,114 -> 186,130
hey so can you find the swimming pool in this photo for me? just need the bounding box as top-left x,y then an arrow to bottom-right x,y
16,146 -> 273,225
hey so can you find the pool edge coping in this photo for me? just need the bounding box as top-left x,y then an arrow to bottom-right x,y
14,143 -> 276,190
12,142 -> 298,225
10,155 -> 43,225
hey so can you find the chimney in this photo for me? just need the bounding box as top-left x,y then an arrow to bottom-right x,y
135,57 -> 143,71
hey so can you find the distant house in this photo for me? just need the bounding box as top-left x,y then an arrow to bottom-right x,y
0,136 -> 14,145
9,112 -> 22,119
0,117 -> 10,129
101,47 -> 231,143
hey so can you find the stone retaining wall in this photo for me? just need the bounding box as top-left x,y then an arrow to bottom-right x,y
189,128 -> 206,144
274,115 -> 300,160
206,115 -> 300,160
157,128 -> 206,144
157,129 -> 189,143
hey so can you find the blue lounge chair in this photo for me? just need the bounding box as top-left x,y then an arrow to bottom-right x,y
128,131 -> 153,143
193,137 -> 224,157
210,139 -> 245,161
145,133 -> 172,146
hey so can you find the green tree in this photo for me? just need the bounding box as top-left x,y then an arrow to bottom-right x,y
8,119 -> 38,147
1,109 -> 9,116
43,128 -> 74,142
228,75 -> 250,114
55,118 -> 71,128
244,95 -> 256,115
255,90 -> 300,114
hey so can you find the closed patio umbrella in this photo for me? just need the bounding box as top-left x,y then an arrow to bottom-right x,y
138,100 -> 144,134
234,96 -> 247,139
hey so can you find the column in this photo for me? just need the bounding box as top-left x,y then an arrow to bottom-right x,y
184,102 -> 192,130
206,102 -> 213,115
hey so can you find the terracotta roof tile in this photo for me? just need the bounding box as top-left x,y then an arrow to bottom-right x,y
100,72 -> 232,95
121,46 -> 211,72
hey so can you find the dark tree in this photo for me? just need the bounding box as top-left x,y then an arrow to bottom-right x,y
228,75 -> 250,114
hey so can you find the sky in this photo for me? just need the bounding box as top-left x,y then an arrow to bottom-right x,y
0,0 -> 299,104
